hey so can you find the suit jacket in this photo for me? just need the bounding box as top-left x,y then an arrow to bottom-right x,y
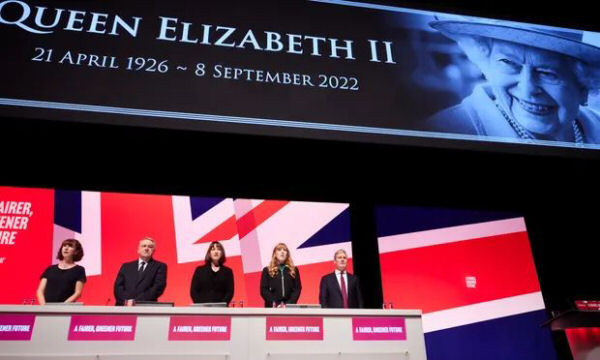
319,271 -> 363,309
113,258 -> 167,305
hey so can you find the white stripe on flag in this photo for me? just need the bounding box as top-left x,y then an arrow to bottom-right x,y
233,199 -> 264,218
239,201 -> 350,273
52,191 -> 102,276
173,196 -> 240,264
378,217 -> 527,254
422,291 -> 546,333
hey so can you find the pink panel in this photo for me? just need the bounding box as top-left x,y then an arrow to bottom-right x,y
0,314 -> 35,341
352,317 -> 407,341
266,316 -> 323,340
68,315 -> 137,341
168,316 -> 231,341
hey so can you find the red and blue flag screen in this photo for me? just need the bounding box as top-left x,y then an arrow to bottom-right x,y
0,186 -> 351,307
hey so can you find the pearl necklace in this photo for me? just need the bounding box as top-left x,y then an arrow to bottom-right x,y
494,101 -> 584,144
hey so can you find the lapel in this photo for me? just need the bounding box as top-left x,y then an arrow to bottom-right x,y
331,272 -> 343,297
346,273 -> 353,296
136,259 -> 153,285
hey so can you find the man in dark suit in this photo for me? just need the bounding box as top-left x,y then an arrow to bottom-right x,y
114,237 -> 167,306
319,249 -> 363,308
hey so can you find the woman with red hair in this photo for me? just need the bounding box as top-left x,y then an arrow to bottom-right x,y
260,243 -> 302,307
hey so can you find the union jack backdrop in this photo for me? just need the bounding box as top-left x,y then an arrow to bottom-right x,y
376,206 -> 557,360
0,186 -> 352,307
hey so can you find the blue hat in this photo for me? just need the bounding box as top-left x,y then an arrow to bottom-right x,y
430,18 -> 600,65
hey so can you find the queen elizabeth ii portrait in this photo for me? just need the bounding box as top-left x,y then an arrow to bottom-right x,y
425,17 -> 600,145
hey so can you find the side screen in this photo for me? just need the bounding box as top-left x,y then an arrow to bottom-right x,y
376,205 -> 557,360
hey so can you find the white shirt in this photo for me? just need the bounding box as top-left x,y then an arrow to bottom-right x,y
335,269 -> 348,295
138,258 -> 147,271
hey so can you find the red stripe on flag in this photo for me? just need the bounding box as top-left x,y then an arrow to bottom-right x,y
80,193 -> 248,306
194,215 -> 238,244
236,200 -> 289,239
380,231 -> 540,313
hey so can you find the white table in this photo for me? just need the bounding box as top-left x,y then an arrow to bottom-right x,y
0,305 -> 427,360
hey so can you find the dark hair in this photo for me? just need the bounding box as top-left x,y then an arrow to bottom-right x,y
204,241 -> 226,265
56,238 -> 84,262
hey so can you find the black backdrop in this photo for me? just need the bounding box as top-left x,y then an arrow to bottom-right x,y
2,1 -> 600,358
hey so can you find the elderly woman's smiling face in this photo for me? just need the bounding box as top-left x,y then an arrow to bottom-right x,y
484,40 -> 588,138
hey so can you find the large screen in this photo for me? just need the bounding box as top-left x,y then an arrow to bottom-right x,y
0,186 -> 352,307
1,0 -> 599,152
376,205 -> 556,360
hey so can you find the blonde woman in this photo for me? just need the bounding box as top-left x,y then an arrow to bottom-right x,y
260,243 -> 302,307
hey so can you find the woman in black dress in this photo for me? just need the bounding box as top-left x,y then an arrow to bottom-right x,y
190,241 -> 234,305
260,242 -> 301,307
36,238 -> 86,305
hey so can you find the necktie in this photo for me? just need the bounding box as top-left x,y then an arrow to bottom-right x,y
138,262 -> 146,273
340,272 -> 348,308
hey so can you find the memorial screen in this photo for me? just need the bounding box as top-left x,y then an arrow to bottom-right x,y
1,0 -> 599,152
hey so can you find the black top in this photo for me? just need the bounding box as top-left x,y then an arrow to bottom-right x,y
190,264 -> 234,305
40,264 -> 87,302
260,266 -> 302,307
